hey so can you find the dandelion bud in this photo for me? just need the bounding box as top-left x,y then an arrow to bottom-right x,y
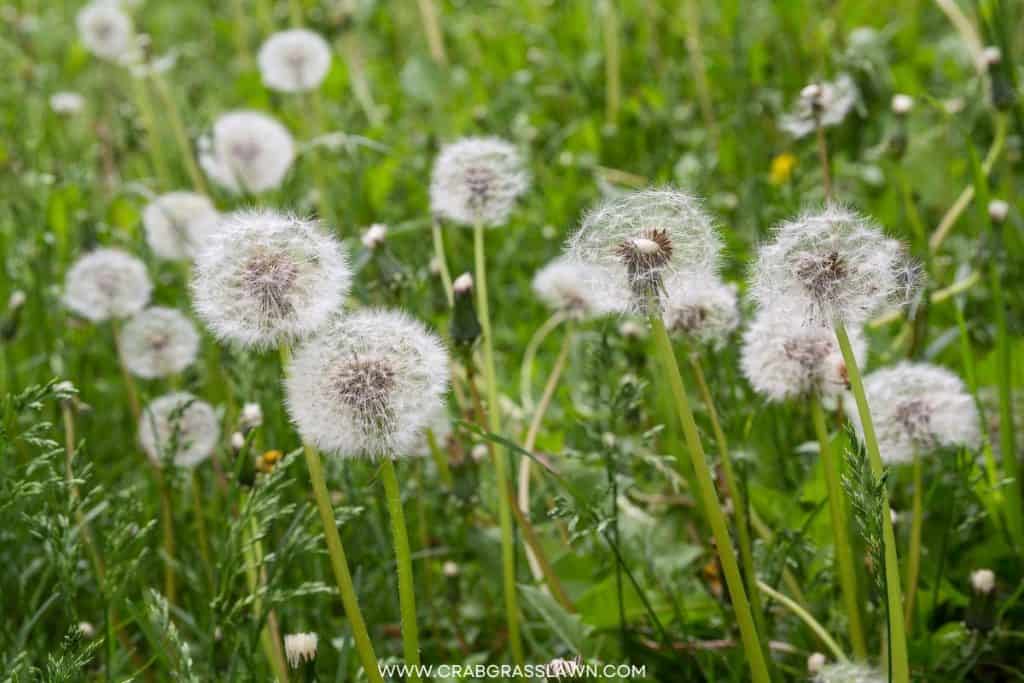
781,75 -> 858,138
77,622 -> 96,639
200,111 -> 295,194
139,393 -> 220,468
988,199 -> 1009,224
76,2 -> 134,63
971,568 -> 995,595
50,91 -> 85,116
64,248 -> 152,322
143,192 -> 221,262
891,94 -> 914,115
361,223 -> 388,250
453,273 -> 474,294
258,30 -> 331,94
284,632 -> 318,669
532,257 -> 617,320
662,275 -> 739,350
967,568 -> 997,632
813,663 -> 883,683
982,46 -> 1002,67
807,653 -> 826,674
442,560 -> 460,577
430,137 -> 530,227
231,431 -> 246,451
471,443 -> 488,462
242,402 -> 264,429
450,273 -> 481,349
618,319 -> 646,339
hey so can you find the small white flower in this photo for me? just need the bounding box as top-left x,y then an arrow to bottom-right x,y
284,632 -> 318,669
119,307 -> 200,379
971,568 -> 996,595
76,1 -> 134,62
848,362 -> 981,465
143,192 -> 221,261
430,137 -> 530,227
139,392 -> 220,468
258,29 -> 332,93
988,199 -> 1009,223
532,257 -> 619,319
361,223 -> 388,249
50,91 -> 86,115
453,272 -> 474,294
285,309 -> 449,458
813,662 -> 883,683
781,74 -> 859,138
242,402 -> 264,429
64,248 -> 152,322
891,93 -> 914,115
191,209 -> 351,349
662,275 -> 739,349
200,111 -> 295,194
807,652 -> 827,674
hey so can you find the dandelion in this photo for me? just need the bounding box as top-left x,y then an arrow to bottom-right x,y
143,192 -> 221,261
971,569 -> 995,595
807,652 -> 827,675
769,152 -> 797,185
258,29 -> 332,93
191,209 -> 351,349
50,91 -> 86,115
241,402 -> 263,430
199,111 -> 295,194
283,632 -> 318,669
139,392 -> 220,468
813,663 -> 883,683
662,275 -> 739,350
780,74 -> 858,138
119,307 -> 200,379
989,199 -> 1009,223
64,248 -> 152,322
565,188 -> 721,315
532,257 -> 618,319
361,223 -> 388,250
430,137 -> 529,227
76,1 -> 134,63
891,94 -> 914,115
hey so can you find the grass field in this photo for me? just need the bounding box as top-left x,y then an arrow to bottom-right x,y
2,0 -> 1024,681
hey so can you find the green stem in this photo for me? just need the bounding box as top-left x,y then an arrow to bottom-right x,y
905,452 -> 923,630
306,90 -> 335,225
130,75 -> 172,189
473,220 -> 523,665
241,497 -> 289,682
157,472 -> 176,605
992,265 -> 1022,542
426,428 -> 453,488
519,311 -> 566,414
151,74 -> 208,195
230,0 -> 252,67
190,470 -> 215,590
601,0 -> 621,126
431,218 -> 454,308
649,315 -> 770,683
834,321 -> 909,683
758,580 -> 848,663
112,320 -> 141,422
289,0 -> 303,26
811,394 -> 868,659
380,458 -> 422,680
416,0 -> 447,64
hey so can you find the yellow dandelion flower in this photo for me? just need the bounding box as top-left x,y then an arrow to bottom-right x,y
769,153 -> 797,186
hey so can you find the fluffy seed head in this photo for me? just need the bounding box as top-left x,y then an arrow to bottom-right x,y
989,199 -> 1009,223
139,392 -> 220,468
532,257 -> 620,319
284,632 -> 318,669
453,272 -> 474,294
781,74 -> 858,138
564,188 -> 721,316
285,309 -> 449,459
662,274 -> 739,349
751,205 -> 918,326
76,2 -> 134,62
891,93 -> 914,115
119,307 -> 200,379
50,91 -> 86,115
64,248 -> 152,322
143,192 -> 221,261
813,663 -> 883,683
258,29 -> 332,93
741,308 -> 865,402
848,362 -> 981,465
430,137 -> 530,227
807,653 -> 827,674
971,569 -> 995,594
200,111 -> 295,194
191,209 -> 351,349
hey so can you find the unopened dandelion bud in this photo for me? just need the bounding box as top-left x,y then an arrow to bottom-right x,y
971,569 -> 995,595
967,569 -> 997,632
618,319 -> 646,339
284,632 -> 318,669
453,272 -> 473,294
983,46 -> 1002,67
442,560 -> 460,577
450,273 -> 481,349
891,94 -> 914,115
231,431 -> 245,451
807,653 -> 826,674
471,443 -> 488,462
77,622 -> 96,639
242,402 -> 264,429
361,223 -> 388,250
989,199 -> 1009,224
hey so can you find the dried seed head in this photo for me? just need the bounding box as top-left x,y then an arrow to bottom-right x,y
430,137 -> 530,227
77,2 -> 134,63
453,272 -> 474,294
532,257 -> 620,319
781,74 -> 858,138
64,248 -> 152,322
119,307 -> 200,379
258,29 -> 331,93
283,632 -> 318,669
143,192 -> 221,261
139,392 -> 220,468
891,93 -> 914,115
200,111 -> 295,194
971,569 -> 996,595
661,274 -> 739,350
813,662 -> 884,683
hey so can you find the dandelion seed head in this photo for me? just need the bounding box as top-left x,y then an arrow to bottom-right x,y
242,402 -> 263,429
76,1 -> 134,62
813,662 -> 883,683
64,248 -> 152,322
989,199 -> 1009,223
430,137 -> 530,227
891,93 -> 914,115
284,632 -> 318,669
139,392 -> 220,468
361,223 -> 388,249
120,307 -> 200,379
971,569 -> 995,594
200,111 -> 295,194
143,192 -> 221,261
191,209 -> 351,349
258,29 -> 332,93
565,188 -> 721,316
848,362 -> 981,465
662,274 -> 739,349
453,272 -> 474,294
50,91 -> 86,115
532,257 -> 620,319
781,74 -> 858,138
285,309 -> 449,459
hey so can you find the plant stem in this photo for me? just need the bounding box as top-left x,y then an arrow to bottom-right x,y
230,0 -> 252,67
190,470 -> 215,590
505,481 -> 576,612
157,471 -> 176,604
601,0 -> 621,126
810,394 -> 868,659
416,0 -> 447,64
431,218 -> 454,308
130,75 -> 172,190
758,580 -> 848,663
151,74 -> 208,195
306,90 -> 335,225
905,452 -> 924,630
289,0 -> 303,26
112,320 -> 141,422
834,321 -> 909,683
473,220 -> 523,665
426,428 -> 453,488
683,0 -> 719,150
991,263 -> 1022,542
380,457 -> 422,680
649,315 -> 771,683
338,32 -> 381,126
520,311 -> 566,414
816,122 -> 833,202
240,496 -> 289,682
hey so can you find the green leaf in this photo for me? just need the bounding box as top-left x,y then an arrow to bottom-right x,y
519,583 -> 592,655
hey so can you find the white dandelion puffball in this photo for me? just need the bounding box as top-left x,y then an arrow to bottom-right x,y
564,188 -> 722,315
662,274 -> 739,349
50,91 -> 86,115
285,309 -> 449,459
143,192 -> 221,261
741,308 -> 866,402
119,307 -> 200,379
532,257 -> 621,319
847,362 -> 981,465
751,205 -> 917,326
971,569 -> 996,595
780,74 -> 858,138
430,137 -> 530,227
64,248 -> 152,322
813,663 -> 883,683
76,1 -> 134,62
139,392 -> 220,468
258,29 -> 332,93
191,209 -> 351,349
284,632 -> 318,669
200,111 -> 295,194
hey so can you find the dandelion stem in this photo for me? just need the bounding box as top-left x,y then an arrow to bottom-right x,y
151,74 -> 209,195
111,320 -> 141,422
241,498 -> 289,682
431,218 -> 454,308
601,0 -> 621,126
991,263 -> 1023,543
190,470 -> 215,590
834,320 -> 910,683
519,311 -> 566,414
473,220 -> 524,665
289,0 -> 303,26
130,75 -> 172,190
505,480 -> 576,612
426,428 -> 453,488
816,122 -> 833,202
649,315 -> 771,683
157,470 -> 176,604
757,580 -> 848,663
338,32 -> 381,126
905,451 -> 924,630
416,0 -> 447,64
229,0 -> 252,67
379,457 -> 422,679
306,90 -> 335,225
810,394 -> 868,659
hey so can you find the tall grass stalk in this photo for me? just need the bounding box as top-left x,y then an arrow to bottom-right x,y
600,0 -> 621,126
758,580 -> 848,662
306,90 -> 335,225
416,0 -> 447,64
151,74 -> 209,195
432,218 -> 454,307
130,75 -> 172,189
240,502 -> 289,682
380,457 -> 422,681
904,452 -> 924,629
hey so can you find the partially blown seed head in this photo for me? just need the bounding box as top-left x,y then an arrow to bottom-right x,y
64,248 -> 152,322
143,192 -> 221,261
120,307 -> 200,379
430,137 -> 530,227
781,74 -> 858,138
284,632 -> 318,669
77,2 -> 134,63
139,392 -> 220,468
661,274 -> 739,350
285,309 -> 449,459
258,29 -> 332,93
200,111 -> 295,194
848,362 -> 981,465
191,209 -> 351,349
532,257 -> 621,319
813,663 -> 883,683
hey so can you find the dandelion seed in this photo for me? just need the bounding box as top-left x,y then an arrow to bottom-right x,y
750,205 -> 918,326
847,362 -> 981,465
143,192 -> 221,261
285,309 -> 449,458
813,662 -> 883,683
258,29 -> 332,93
780,74 -> 858,138
971,568 -> 995,595
200,111 -> 295,194
662,275 -> 739,350
119,307 -> 200,379
50,91 -> 86,115
532,257 -> 619,319
76,1 -> 134,63
283,632 -> 318,669
191,209 -> 351,349
430,137 -> 530,227
64,248 -> 152,322
139,392 -> 220,468
564,188 -> 721,315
